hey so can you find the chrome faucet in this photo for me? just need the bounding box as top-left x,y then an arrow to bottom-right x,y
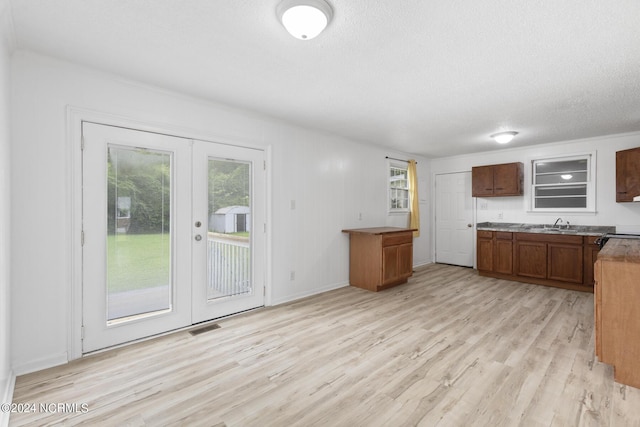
553,217 -> 563,228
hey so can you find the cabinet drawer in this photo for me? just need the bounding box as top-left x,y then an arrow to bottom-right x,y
382,232 -> 412,247
496,232 -> 512,240
516,233 -> 582,245
477,230 -> 493,239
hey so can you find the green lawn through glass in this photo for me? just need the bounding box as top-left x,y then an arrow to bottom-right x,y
107,233 -> 170,293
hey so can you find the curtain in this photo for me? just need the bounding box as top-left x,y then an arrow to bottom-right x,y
407,159 -> 420,237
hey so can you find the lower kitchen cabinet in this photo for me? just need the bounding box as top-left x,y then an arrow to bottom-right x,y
476,231 -> 494,272
343,227 -> 416,292
515,240 -> 547,279
478,230 -> 598,292
547,243 -> 583,283
477,231 -> 513,274
494,233 -> 514,274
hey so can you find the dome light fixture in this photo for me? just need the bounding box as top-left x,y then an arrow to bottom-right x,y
277,0 -> 333,40
490,131 -> 518,144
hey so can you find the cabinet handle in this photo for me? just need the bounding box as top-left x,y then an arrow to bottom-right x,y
495,187 -> 504,190
485,188 -> 492,191
617,192 -> 627,194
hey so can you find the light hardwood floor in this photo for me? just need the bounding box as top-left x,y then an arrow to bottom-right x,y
10,264 -> 640,426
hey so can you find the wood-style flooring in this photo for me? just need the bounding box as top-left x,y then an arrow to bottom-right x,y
10,264 -> 640,426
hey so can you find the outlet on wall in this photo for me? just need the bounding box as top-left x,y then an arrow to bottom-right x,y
497,211 -> 503,219
290,271 -> 295,281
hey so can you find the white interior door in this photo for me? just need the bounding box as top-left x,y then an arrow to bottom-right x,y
435,172 -> 474,267
82,123 -> 266,353
82,123 -> 192,352
191,140 -> 265,323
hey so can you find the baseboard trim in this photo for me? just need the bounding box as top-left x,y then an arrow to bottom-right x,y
271,281 -> 349,306
0,371 -> 16,427
12,352 -> 68,377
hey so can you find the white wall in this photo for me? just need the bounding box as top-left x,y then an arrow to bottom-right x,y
0,0 -> 13,420
10,51 -> 431,373
431,133 -> 640,234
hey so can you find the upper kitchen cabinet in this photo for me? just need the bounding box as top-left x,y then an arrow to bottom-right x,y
616,147 -> 640,202
472,162 -> 524,197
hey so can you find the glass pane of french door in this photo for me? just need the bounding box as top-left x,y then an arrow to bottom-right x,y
207,159 -> 252,300
82,122 -> 192,353
192,141 -> 265,324
106,146 -> 172,322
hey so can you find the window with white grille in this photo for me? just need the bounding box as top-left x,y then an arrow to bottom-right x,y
531,153 -> 595,212
389,163 -> 409,212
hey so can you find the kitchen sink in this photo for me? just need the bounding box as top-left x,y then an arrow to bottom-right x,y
525,227 -> 578,234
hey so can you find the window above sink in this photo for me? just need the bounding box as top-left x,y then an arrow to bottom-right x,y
531,152 -> 596,213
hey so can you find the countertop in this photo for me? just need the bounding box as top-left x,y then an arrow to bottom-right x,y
598,238 -> 640,263
476,222 -> 615,236
342,227 -> 417,235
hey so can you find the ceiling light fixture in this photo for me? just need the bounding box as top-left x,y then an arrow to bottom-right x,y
277,0 -> 333,40
490,131 -> 518,144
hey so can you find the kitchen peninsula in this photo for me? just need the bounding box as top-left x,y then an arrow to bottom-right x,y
595,237 -> 640,388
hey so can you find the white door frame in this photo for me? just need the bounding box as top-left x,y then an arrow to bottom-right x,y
67,106 -> 272,360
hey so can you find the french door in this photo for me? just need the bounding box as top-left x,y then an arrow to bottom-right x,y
82,122 -> 265,353
191,140 -> 265,323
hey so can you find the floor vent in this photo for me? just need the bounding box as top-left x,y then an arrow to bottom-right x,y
189,323 -> 221,336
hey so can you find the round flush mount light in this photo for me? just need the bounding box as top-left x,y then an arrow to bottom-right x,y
490,131 -> 518,144
277,0 -> 333,40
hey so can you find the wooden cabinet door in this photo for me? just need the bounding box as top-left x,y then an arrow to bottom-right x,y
495,237 -> 513,274
493,163 -> 523,196
477,232 -> 494,272
382,245 -> 399,285
382,243 -> 413,286
616,147 -> 640,202
547,243 -> 583,283
472,166 -> 494,197
397,243 -> 413,277
515,241 -> 547,278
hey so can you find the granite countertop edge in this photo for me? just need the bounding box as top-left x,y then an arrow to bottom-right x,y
476,222 -> 615,236
598,238 -> 640,262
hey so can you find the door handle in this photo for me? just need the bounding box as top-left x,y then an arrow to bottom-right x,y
467,224 -> 473,228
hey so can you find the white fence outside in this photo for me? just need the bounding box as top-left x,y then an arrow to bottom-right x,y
207,233 -> 251,299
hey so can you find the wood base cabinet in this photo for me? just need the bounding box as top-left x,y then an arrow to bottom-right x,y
478,231 -> 599,292
476,231 -> 513,274
342,227 -> 416,292
595,239 -> 640,388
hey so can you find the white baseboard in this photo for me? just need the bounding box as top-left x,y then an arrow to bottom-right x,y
12,352 -> 68,377
413,261 -> 434,269
271,281 -> 349,306
0,371 -> 15,427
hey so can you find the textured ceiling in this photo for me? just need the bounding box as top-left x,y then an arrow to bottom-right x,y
7,0 -> 640,157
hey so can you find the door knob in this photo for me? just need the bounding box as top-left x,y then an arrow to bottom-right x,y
195,235 -> 202,241
195,221 -> 202,228
467,224 -> 473,228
